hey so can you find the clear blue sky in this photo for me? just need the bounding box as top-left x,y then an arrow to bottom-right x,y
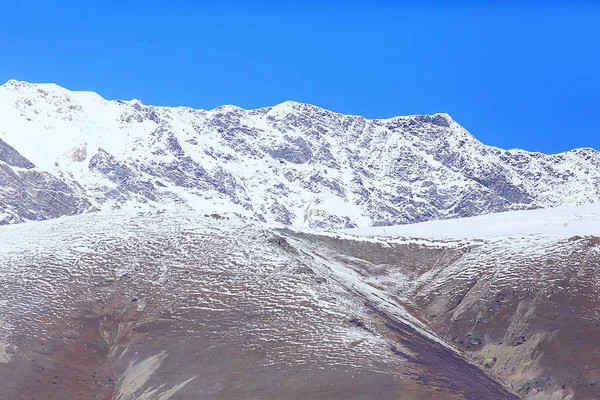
2,1 -> 599,153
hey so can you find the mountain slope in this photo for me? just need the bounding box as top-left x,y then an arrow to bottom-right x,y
2,204 -> 599,399
0,211 -> 519,400
295,203 -> 600,399
1,79 -> 600,228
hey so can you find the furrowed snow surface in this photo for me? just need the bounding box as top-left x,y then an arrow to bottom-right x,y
1,206 -> 598,398
0,210 -> 520,399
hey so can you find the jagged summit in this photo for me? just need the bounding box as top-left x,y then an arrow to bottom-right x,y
3,79 -> 67,92
0,80 -> 599,227
2,79 -> 27,87
2,80 -> 456,123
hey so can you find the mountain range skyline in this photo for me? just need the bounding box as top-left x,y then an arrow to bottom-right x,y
3,2 -> 599,154
2,79 -> 600,229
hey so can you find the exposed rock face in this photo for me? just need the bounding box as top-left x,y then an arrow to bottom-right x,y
0,162 -> 92,224
0,138 -> 35,169
1,80 -> 600,228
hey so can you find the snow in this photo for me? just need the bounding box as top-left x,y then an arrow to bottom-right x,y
344,203 -> 600,240
0,209 -> 411,377
2,79 -> 600,229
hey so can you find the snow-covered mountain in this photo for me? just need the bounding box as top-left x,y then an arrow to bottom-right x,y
340,203 -> 600,399
5,80 -> 600,399
1,79 -> 600,228
346,202 -> 600,239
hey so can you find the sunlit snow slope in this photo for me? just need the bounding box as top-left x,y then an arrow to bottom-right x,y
345,203 -> 600,239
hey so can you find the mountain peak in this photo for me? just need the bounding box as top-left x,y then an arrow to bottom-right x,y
1,80 -> 599,228
2,79 -> 61,91
2,80 -> 460,126
276,100 -> 303,107
268,100 -> 322,114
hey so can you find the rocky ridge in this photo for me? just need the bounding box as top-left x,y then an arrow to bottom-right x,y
1,79 -> 600,228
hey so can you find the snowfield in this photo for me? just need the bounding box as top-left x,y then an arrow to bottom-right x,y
345,202 -> 600,240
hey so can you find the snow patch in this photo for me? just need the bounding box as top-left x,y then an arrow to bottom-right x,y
345,203 -> 600,240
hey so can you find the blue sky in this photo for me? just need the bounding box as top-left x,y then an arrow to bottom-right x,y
1,1 -> 599,153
